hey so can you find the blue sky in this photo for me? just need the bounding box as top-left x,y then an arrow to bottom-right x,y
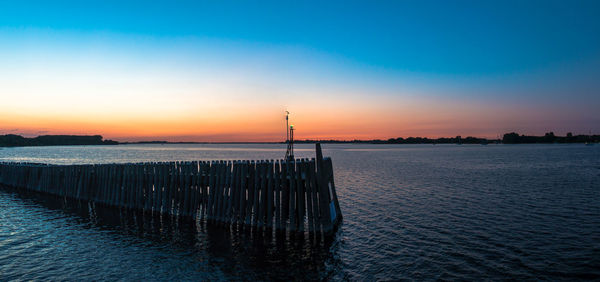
0,0 -> 599,140
3,1 -> 599,74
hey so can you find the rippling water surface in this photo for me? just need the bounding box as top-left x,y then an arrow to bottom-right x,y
1,144 -> 599,280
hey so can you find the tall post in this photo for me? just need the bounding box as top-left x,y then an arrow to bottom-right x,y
285,112 -> 294,160
286,111 -> 289,142
289,125 -> 294,158
315,143 -> 332,233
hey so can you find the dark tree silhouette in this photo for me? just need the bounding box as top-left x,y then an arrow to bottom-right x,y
0,134 -> 118,147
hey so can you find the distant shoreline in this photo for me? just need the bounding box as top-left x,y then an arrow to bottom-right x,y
0,134 -> 118,147
1,132 -> 598,148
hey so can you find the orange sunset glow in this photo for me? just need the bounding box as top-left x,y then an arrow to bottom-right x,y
1,1 -> 598,142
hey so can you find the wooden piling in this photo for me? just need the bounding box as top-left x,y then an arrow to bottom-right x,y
0,146 -> 342,237
274,160 -> 282,231
288,159 -> 297,232
266,160 -> 274,229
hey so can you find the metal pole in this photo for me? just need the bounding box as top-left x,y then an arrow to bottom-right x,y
285,111 -> 289,143
285,126 -> 294,160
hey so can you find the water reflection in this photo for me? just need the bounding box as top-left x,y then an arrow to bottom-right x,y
5,144 -> 597,279
2,186 -> 341,280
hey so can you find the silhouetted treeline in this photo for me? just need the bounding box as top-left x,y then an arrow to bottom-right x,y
0,134 -> 118,147
296,133 -> 599,144
2,133 -> 597,147
295,136 -> 494,144
502,132 -> 600,144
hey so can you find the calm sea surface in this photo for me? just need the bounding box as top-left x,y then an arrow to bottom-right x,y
0,144 -> 599,280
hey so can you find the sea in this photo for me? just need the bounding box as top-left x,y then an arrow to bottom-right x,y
0,143 -> 598,280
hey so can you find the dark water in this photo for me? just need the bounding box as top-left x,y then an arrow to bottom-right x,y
1,144 -> 599,280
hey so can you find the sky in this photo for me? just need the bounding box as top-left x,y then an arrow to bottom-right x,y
0,0 -> 599,142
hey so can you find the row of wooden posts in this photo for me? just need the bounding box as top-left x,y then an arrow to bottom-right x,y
0,145 -> 342,236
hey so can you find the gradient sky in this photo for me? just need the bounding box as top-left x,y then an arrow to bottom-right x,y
1,0 -> 599,141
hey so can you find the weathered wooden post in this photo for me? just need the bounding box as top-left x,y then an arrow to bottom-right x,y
315,143 -> 343,235
0,148 -> 342,237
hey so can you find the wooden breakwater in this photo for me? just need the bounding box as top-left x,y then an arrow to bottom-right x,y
0,144 -> 342,236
